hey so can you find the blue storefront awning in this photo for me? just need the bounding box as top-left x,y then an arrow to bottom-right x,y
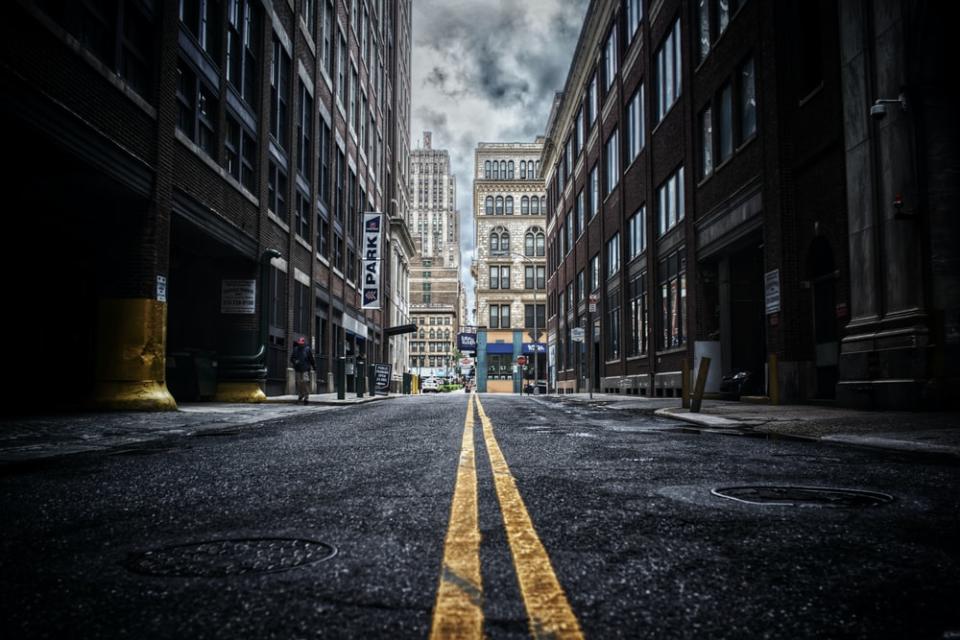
486,342 -> 514,354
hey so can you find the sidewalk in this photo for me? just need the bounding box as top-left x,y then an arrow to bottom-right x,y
0,394 -> 394,465
541,393 -> 960,460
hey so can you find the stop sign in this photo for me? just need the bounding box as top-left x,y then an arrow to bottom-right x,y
516,355 -> 527,366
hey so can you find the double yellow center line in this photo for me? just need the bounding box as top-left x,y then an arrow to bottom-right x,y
430,394 -> 583,639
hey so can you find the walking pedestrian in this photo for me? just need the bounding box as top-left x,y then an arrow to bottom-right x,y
291,337 -> 316,404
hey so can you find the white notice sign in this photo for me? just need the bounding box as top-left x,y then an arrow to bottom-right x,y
221,279 -> 256,314
765,269 -> 781,315
156,275 -> 167,303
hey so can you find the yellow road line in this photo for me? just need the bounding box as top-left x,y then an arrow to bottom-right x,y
474,395 -> 584,640
429,393 -> 483,640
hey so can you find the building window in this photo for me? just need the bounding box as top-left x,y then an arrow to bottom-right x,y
487,353 -> 512,379
316,212 -> 329,259
628,206 -> 646,259
496,196 -> 504,215
655,19 -> 681,123
531,196 -> 540,215
269,265 -> 287,331
490,226 -> 509,256
606,287 -> 621,361
590,165 -> 599,219
627,84 -> 645,162
508,161 -> 515,179
293,280 -> 310,334
227,0 -> 261,109
505,196 -> 514,215
604,23 -> 618,92
577,270 -> 585,301
658,249 -> 686,349
699,106 -> 714,177
225,114 -> 257,192
485,160 -> 492,179
625,0 -> 643,44
298,82 -> 313,181
268,161 -> 288,221
564,215 -> 573,255
628,273 -> 648,356
337,33 -> 346,105
740,57 -> 757,139
605,128 -> 620,195
588,74 -> 598,126
657,166 -> 685,236
524,304 -> 546,329
719,82 -> 733,162
321,1 -> 334,78
521,196 -> 530,215
590,254 -> 600,291
176,59 -> 218,158
270,36 -> 291,150
520,161 -> 527,179
318,119 -> 331,206
697,0 -> 740,63
485,196 -> 494,215
576,190 -> 585,237
606,233 -> 620,278
294,189 -> 310,239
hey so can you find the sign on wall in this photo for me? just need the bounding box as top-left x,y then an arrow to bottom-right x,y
457,332 -> 478,353
221,279 -> 256,314
764,269 -> 781,315
362,213 -> 383,309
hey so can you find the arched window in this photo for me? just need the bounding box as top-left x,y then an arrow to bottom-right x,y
493,162 -> 499,180
429,329 -> 436,339
521,196 -> 530,215
520,161 -> 527,179
540,196 -> 546,213
526,227 -> 546,257
505,196 -> 514,215
495,196 -> 504,215
508,161 -> 515,179
535,162 -> 540,178
491,226 -> 510,256
531,196 -> 540,215
485,196 -> 494,215
500,160 -> 506,178
445,329 -> 450,339
484,160 -> 491,179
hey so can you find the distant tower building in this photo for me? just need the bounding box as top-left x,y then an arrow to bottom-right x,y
472,140 -> 547,393
409,132 -> 463,378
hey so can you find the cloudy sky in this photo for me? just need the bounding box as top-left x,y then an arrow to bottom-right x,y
411,0 -> 590,323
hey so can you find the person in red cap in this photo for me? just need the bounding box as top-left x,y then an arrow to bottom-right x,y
290,336 -> 316,404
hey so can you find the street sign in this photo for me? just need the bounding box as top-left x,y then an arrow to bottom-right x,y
527,329 -> 543,342
571,327 -> 585,342
374,363 -> 392,395
516,355 -> 527,366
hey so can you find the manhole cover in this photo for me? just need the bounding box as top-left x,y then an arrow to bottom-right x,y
126,537 -> 337,577
712,485 -> 893,507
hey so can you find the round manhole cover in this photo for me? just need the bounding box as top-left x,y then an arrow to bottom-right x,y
712,485 -> 893,508
127,538 -> 337,577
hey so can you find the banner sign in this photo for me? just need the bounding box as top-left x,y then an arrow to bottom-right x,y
362,213 -> 383,309
457,332 -> 478,353
522,343 -> 546,354
374,363 -> 392,395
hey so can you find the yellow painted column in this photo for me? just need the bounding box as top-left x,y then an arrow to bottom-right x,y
92,298 -> 177,411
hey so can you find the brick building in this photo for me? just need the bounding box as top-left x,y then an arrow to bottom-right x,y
543,0 -> 958,408
1,0 -> 414,410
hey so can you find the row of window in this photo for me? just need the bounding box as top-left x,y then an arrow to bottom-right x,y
483,195 -> 547,216
487,266 -> 546,290
551,248 -> 686,369
487,304 -> 546,330
410,341 -> 452,353
487,227 -> 546,258
483,160 -> 540,180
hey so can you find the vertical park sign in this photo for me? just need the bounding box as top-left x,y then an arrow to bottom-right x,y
362,212 -> 383,309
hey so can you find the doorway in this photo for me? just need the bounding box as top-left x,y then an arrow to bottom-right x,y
808,238 -> 838,399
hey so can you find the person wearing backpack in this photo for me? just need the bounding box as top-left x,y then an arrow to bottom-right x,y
290,337 -> 316,404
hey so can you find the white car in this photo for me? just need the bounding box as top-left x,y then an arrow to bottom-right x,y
421,378 -> 440,392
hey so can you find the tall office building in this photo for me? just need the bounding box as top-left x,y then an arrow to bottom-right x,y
0,0 -> 415,408
408,132 -> 463,378
472,140 -> 548,393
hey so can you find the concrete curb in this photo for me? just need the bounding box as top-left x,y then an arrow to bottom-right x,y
264,395 -> 395,406
654,407 -> 744,428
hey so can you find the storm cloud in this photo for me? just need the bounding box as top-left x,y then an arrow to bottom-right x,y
412,0 -> 589,322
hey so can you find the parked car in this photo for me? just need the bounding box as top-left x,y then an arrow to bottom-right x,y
523,380 -> 547,395
421,378 -> 440,393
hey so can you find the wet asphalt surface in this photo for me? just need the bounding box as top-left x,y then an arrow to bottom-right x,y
1,393 -> 959,639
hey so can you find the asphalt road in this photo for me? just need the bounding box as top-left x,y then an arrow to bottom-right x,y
2,393 -> 959,639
